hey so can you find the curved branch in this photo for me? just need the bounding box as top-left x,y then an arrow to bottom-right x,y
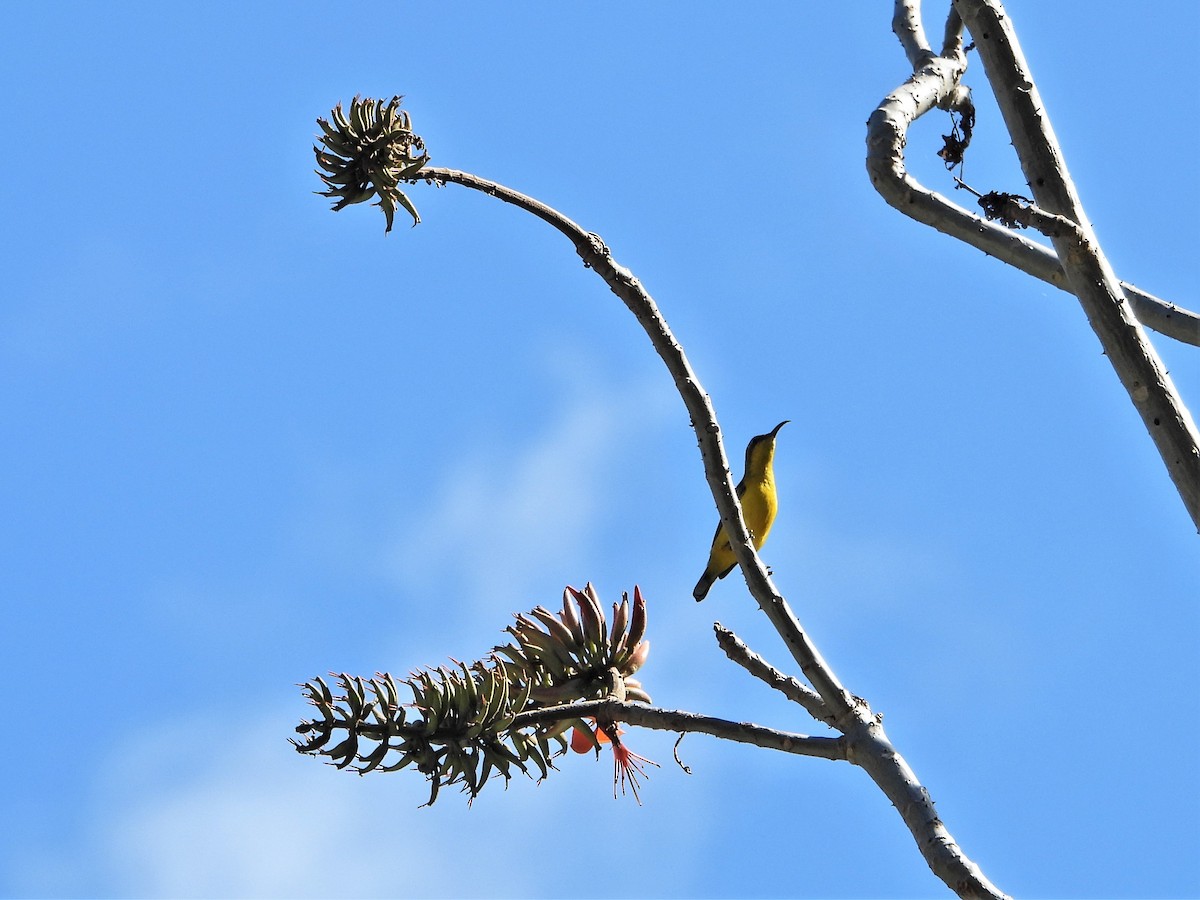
412,165 -> 856,718
511,699 -> 847,761
404,164 -> 1008,899
865,42 -> 1200,347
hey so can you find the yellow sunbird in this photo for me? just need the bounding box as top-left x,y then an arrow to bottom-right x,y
693,421 -> 789,601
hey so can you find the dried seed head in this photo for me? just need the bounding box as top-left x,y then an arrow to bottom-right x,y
314,95 -> 429,232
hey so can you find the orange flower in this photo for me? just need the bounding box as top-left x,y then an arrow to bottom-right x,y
570,717 -> 612,754
572,719 -> 659,804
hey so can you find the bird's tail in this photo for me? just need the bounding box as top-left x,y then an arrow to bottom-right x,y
693,571 -> 715,602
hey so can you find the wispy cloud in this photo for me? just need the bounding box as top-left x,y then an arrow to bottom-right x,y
381,360 -> 671,613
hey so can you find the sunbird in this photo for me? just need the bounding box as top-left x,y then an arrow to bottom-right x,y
693,420 -> 789,601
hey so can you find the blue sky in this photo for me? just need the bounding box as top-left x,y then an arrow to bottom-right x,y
2,2 -> 1197,897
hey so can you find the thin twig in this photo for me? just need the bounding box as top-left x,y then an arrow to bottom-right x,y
673,733 -> 692,774
510,699 -> 848,761
713,623 -> 834,727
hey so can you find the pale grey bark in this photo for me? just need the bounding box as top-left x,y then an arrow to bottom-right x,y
893,0 -> 935,66
955,0 -> 1200,527
867,7 -> 1200,349
869,0 -> 1200,529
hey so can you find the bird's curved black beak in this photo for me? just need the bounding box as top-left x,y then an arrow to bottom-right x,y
770,420 -> 790,437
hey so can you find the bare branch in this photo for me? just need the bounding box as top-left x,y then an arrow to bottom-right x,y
843,716 -> 1007,899
864,37 -> 1200,348
954,0 -> 1200,528
943,4 -> 965,55
713,623 -> 835,727
893,0 -> 934,67
403,163 -> 1008,900
511,698 -> 847,761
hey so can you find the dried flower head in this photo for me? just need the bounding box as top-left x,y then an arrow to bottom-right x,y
496,583 -> 651,707
314,95 -> 429,232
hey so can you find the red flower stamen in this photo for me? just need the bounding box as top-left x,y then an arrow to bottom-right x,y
600,721 -> 659,805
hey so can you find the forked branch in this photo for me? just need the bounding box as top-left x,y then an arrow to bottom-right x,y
867,8 -> 1200,348
953,0 -> 1200,527
869,0 -> 1200,529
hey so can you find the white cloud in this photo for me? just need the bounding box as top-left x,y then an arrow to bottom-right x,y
382,362 -> 671,611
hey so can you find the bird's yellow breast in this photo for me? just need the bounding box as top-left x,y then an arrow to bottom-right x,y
739,470 -> 778,548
